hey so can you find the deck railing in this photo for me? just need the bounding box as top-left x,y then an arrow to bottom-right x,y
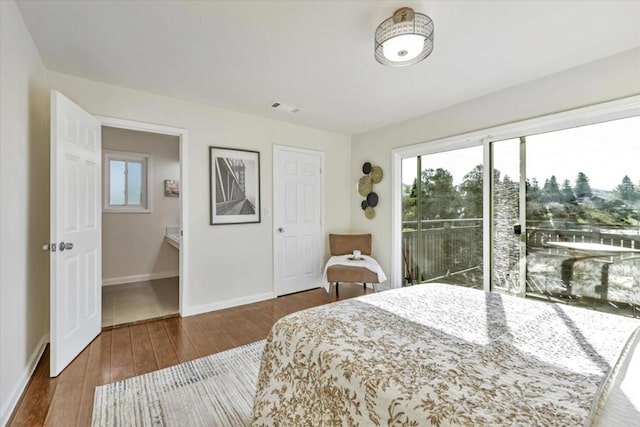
402,219 -> 482,283
402,219 -> 640,285
526,221 -> 640,251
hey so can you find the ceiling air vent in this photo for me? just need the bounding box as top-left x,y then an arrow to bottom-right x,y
270,102 -> 302,114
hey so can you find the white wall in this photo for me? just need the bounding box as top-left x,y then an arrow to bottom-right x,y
102,126 -> 180,284
350,48 -> 640,284
48,71 -> 352,314
0,1 -> 50,424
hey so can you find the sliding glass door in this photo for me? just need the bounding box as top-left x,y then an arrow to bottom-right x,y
402,146 -> 484,289
398,110 -> 640,318
523,117 -> 640,315
490,116 -> 640,316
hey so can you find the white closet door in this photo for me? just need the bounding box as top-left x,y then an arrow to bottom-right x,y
273,146 -> 323,296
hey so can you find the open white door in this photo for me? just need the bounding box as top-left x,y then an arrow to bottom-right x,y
273,146 -> 323,296
49,91 -> 101,377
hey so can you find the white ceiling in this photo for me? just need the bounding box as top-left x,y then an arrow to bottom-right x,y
16,0 -> 640,135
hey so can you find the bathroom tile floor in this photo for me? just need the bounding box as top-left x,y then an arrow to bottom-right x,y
102,277 -> 179,328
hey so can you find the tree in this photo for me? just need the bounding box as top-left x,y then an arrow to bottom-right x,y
459,164 -> 483,218
561,179 -> 576,204
525,178 -> 547,220
526,178 -> 541,201
542,175 -> 562,203
421,168 -> 458,219
402,183 -> 416,222
574,172 -> 592,199
615,175 -> 638,201
407,168 -> 459,221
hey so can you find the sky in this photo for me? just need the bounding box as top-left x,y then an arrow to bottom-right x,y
402,115 -> 640,191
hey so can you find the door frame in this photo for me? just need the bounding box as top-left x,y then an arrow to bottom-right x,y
272,145 -> 325,296
97,116 -> 189,315
391,95 -> 640,290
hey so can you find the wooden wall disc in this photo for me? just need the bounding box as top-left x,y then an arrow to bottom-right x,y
370,166 -> 383,183
357,175 -> 373,196
366,192 -> 378,207
364,206 -> 375,219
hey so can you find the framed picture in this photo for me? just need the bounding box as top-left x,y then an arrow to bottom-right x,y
164,179 -> 179,197
209,146 -> 261,225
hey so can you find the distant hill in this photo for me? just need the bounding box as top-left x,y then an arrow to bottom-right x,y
591,188 -> 614,200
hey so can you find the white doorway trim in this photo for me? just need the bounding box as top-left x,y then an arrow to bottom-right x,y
97,116 -> 189,315
272,145 -> 325,296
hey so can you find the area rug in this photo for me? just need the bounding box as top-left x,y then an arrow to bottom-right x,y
92,340 -> 265,426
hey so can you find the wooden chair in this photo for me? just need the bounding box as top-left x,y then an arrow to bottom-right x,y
326,233 -> 380,300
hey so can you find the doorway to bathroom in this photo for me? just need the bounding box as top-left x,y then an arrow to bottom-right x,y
49,92 -> 190,376
100,121 -> 184,328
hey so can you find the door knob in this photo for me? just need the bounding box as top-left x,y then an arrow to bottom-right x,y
59,242 -> 73,251
278,228 -> 284,233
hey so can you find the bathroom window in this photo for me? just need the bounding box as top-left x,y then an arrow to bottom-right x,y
103,150 -> 152,213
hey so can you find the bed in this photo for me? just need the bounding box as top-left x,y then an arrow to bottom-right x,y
251,283 -> 640,426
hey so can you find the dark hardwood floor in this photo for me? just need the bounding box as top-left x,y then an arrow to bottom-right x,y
8,284 -> 371,426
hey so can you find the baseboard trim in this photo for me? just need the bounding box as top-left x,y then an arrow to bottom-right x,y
1,333 -> 49,427
183,292 -> 275,317
102,271 -> 179,286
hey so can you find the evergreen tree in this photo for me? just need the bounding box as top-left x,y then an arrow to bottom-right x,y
526,178 -> 541,202
526,178 -> 547,220
542,175 -> 562,203
574,172 -> 593,199
615,175 -> 638,201
561,179 -> 576,204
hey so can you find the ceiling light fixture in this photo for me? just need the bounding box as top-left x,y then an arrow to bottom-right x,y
375,7 -> 434,67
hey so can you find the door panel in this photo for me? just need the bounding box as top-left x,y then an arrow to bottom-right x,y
302,234 -> 315,275
284,236 -> 297,278
274,147 -> 323,296
285,183 -> 297,222
524,118 -> 640,309
401,147 -> 484,288
50,91 -> 102,377
489,116 -> 640,317
63,256 -> 80,335
85,249 -> 98,318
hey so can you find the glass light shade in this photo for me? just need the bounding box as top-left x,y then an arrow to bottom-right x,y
382,34 -> 426,62
375,7 -> 434,67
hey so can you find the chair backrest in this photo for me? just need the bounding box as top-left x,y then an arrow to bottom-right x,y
329,234 -> 372,256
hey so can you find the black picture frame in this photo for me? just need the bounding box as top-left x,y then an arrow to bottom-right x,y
209,146 -> 261,225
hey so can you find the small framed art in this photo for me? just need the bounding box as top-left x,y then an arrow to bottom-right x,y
164,179 -> 179,197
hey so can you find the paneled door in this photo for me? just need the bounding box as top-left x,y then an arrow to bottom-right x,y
49,91 -> 102,377
273,146 -> 323,296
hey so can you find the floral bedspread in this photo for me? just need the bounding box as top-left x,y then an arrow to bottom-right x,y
252,284 -> 640,426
